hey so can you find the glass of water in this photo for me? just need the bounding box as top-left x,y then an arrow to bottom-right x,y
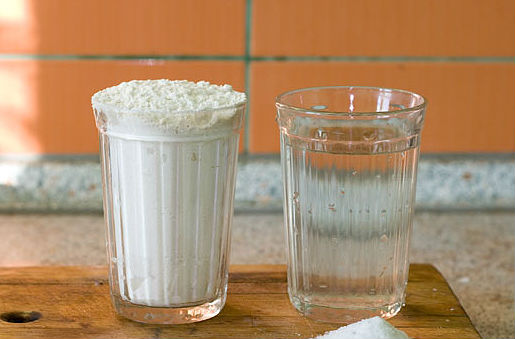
276,86 -> 426,322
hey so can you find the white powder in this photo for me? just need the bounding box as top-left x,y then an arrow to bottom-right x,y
313,317 -> 410,339
92,79 -> 245,113
92,79 -> 246,135
93,79 -> 245,309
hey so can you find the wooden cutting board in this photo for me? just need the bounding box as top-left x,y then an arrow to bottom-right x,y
0,264 -> 480,339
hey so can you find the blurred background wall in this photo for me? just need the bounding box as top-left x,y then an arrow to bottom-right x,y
0,0 -> 513,211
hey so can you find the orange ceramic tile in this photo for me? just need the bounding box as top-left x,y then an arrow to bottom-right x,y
0,60 -> 245,154
249,62 -> 515,153
0,0 -> 245,55
252,0 -> 515,57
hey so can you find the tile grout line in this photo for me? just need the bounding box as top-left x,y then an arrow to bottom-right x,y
243,0 -> 253,154
251,56 -> 515,63
0,54 -> 244,61
0,54 -> 513,63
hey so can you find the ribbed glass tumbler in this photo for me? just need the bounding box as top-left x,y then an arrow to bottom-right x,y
276,86 -> 426,323
93,101 -> 245,324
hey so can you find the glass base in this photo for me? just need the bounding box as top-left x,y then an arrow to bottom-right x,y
290,296 -> 403,323
112,296 -> 224,324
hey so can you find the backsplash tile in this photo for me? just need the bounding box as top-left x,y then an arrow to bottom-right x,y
251,0 -> 515,57
0,60 -> 245,153
0,0 -> 246,55
249,61 -> 515,153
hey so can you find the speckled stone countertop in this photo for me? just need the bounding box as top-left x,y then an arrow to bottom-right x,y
0,211 -> 512,339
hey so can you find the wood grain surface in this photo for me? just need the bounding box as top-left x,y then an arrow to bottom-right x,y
0,264 -> 480,339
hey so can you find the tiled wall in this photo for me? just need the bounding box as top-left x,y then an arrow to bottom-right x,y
0,0 -> 514,155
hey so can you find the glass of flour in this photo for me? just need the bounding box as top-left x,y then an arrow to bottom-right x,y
92,80 -> 246,324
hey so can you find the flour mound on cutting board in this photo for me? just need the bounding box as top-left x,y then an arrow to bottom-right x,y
312,317 -> 410,339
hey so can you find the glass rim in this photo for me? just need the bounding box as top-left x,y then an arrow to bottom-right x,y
275,85 -> 427,117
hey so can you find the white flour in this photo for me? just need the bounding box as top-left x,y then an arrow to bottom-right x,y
93,80 -> 245,307
92,79 -> 246,135
313,317 -> 410,339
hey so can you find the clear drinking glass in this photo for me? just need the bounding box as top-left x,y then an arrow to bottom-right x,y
93,99 -> 245,324
276,86 -> 426,322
